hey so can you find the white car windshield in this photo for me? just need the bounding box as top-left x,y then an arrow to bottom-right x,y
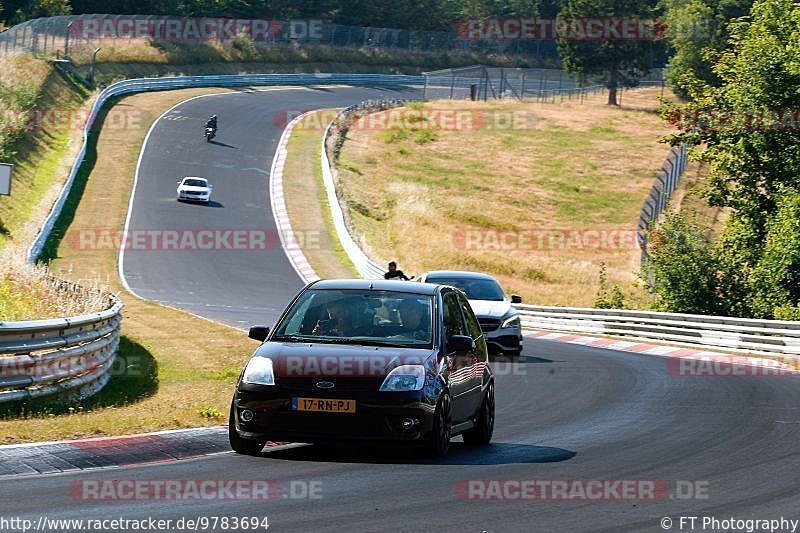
183,179 -> 207,187
273,289 -> 434,348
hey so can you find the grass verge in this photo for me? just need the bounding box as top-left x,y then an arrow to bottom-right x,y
0,55 -> 91,254
335,87 -> 679,308
0,87 -> 261,444
282,111 -> 358,279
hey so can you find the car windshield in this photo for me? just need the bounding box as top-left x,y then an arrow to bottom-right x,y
183,179 -> 207,187
425,276 -> 505,301
273,289 -> 434,348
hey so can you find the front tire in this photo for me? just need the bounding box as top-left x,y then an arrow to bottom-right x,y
228,402 -> 265,456
463,381 -> 494,445
425,392 -> 452,457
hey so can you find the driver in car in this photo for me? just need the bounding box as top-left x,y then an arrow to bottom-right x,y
398,299 -> 430,341
312,299 -> 359,337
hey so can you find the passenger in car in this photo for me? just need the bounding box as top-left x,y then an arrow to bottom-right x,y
398,299 -> 430,340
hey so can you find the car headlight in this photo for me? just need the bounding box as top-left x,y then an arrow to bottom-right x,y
379,365 -> 425,392
501,314 -> 520,329
242,357 -> 275,386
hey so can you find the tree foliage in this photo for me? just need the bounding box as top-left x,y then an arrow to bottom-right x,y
643,213 -> 721,314
651,0 -> 800,319
660,0 -> 752,98
1,0 -> 567,30
748,193 -> 800,318
557,0 -> 664,105
7,0 -> 70,22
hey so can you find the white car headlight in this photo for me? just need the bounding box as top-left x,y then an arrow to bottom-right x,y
242,357 -> 275,386
501,315 -> 520,329
379,365 -> 425,392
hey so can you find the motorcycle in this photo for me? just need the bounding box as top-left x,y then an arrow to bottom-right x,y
205,125 -> 216,142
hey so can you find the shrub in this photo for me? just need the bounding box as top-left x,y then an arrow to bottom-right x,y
642,212 -> 720,314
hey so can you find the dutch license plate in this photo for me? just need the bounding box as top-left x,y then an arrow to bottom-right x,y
291,397 -> 356,413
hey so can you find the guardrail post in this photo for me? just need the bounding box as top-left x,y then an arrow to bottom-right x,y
64,21 -> 71,58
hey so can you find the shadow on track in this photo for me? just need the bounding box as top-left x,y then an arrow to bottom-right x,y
208,140 -> 239,149
262,441 -> 576,466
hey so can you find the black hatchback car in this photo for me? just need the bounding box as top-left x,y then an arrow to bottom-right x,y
229,279 -> 494,457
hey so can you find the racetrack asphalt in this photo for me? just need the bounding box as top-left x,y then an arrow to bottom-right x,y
3,339 -> 800,531
121,85 -> 421,329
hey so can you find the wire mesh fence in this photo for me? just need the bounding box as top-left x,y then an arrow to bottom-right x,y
0,14 -> 564,63
423,65 -> 664,102
638,144 -> 689,262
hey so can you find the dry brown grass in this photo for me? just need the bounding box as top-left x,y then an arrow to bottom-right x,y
0,87 -> 261,443
336,87 -> 679,307
670,159 -> 729,240
64,38 -> 552,75
283,111 -> 358,279
0,248 -> 109,321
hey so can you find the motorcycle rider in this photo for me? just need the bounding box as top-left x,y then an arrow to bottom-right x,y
205,115 -> 218,132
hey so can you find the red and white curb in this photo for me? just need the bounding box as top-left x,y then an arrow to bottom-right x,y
524,330 -> 800,375
269,111 -> 322,284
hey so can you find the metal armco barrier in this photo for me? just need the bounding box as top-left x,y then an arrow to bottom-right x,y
516,304 -> 800,358
26,72 -> 425,264
321,100 -> 410,279
0,295 -> 123,403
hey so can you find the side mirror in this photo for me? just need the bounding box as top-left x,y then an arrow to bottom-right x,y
511,294 -> 522,304
248,325 -> 270,342
447,335 -> 475,354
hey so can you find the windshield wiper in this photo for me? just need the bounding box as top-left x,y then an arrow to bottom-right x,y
318,338 -> 426,348
273,336 -> 426,348
272,334 -> 317,343
349,339 -> 416,348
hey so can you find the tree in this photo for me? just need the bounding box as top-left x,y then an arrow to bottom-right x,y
664,0 -> 800,228
11,0 -> 69,23
654,0 -> 800,317
748,193 -> 800,318
660,0 -> 753,99
557,0 -> 664,105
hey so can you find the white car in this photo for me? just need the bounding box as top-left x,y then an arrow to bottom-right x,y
417,270 -> 523,355
176,177 -> 212,204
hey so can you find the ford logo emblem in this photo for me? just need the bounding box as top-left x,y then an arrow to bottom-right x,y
315,380 -> 335,389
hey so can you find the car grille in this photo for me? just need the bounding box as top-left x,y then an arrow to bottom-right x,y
478,318 -> 502,332
277,377 -> 380,394
184,191 -> 203,196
